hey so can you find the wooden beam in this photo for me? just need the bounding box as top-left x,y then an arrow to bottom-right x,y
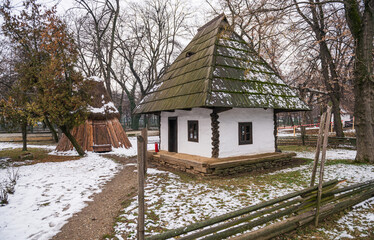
212,107 -> 232,114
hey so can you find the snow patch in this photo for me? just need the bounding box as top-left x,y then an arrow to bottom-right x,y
88,101 -> 119,114
0,142 -> 56,151
88,76 -> 103,82
0,153 -> 120,240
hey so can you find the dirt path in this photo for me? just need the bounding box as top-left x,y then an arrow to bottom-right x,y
52,155 -> 137,240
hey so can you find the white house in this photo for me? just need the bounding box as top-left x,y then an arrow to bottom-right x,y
135,14 -> 309,159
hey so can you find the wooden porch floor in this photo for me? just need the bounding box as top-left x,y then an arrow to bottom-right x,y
148,150 -> 297,176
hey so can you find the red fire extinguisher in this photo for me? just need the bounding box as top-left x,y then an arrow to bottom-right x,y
155,142 -> 159,152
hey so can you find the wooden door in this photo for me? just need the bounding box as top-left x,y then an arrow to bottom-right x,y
168,117 -> 178,152
92,121 -> 112,152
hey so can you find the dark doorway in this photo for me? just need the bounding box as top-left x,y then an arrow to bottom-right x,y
168,117 -> 178,152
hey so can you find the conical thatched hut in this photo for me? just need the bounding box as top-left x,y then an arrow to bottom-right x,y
56,77 -> 132,153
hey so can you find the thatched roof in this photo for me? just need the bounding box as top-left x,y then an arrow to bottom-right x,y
135,14 -> 309,114
87,77 -> 120,120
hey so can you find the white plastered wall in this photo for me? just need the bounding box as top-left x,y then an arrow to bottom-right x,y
160,108 -> 213,158
219,108 -> 275,158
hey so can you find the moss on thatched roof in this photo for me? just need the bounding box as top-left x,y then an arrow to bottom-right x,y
135,14 -> 309,114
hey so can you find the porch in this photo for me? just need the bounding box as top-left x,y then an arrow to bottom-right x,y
148,150 -> 297,176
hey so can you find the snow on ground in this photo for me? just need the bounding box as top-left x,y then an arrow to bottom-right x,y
0,135 -> 158,240
111,148 -> 374,240
0,136 -> 158,157
1,137 -> 372,239
0,142 -> 56,151
291,148 -> 357,160
113,168 -> 295,239
277,130 -> 300,137
101,136 -> 157,157
48,136 -> 158,157
0,153 -> 121,240
277,127 -> 355,137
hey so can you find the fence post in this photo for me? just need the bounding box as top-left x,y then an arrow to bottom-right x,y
352,117 -> 355,130
315,105 -> 332,227
137,135 -> 146,240
293,126 -> 296,136
310,112 -> 326,187
142,127 -> 148,174
330,121 -> 333,133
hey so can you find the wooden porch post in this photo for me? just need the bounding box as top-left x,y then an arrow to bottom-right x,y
211,111 -> 220,158
274,110 -> 280,152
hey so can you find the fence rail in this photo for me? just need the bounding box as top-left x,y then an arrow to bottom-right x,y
145,179 -> 374,240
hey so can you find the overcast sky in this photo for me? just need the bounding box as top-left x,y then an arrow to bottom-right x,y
50,0 -> 217,25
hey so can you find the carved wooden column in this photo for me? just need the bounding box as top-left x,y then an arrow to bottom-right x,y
211,111 -> 220,158
274,110 -> 281,152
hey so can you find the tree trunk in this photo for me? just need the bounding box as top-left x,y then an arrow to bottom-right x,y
59,125 -> 85,156
21,121 -> 27,151
132,114 -> 141,130
331,99 -> 345,137
354,85 -> 374,163
118,90 -> 124,122
344,0 -> 374,163
288,113 -> 294,126
44,117 -> 58,143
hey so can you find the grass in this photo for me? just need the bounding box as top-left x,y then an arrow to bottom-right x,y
102,233 -> 116,239
324,159 -> 367,166
0,147 -> 81,168
279,205 -> 374,240
279,145 -> 316,152
0,148 -> 50,162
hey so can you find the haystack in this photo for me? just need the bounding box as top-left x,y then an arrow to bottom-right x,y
56,77 -> 132,152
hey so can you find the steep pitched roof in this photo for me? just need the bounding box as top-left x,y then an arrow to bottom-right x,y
135,14 -> 309,114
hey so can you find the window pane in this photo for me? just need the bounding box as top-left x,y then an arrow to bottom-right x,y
239,122 -> 252,145
188,121 -> 198,142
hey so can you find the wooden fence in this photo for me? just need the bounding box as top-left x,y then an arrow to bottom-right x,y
145,179 -> 374,240
277,136 -> 356,149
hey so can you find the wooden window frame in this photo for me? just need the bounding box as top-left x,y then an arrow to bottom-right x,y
188,120 -> 199,142
238,122 -> 253,145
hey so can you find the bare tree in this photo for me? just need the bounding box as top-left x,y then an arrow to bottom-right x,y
212,0 -> 291,74
114,0 -> 191,129
69,14 -> 101,77
68,0 -> 191,129
292,0 -> 348,137
74,0 -> 120,97
120,0 -> 191,97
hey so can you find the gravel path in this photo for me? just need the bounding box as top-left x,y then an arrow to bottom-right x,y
52,155 -> 138,240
